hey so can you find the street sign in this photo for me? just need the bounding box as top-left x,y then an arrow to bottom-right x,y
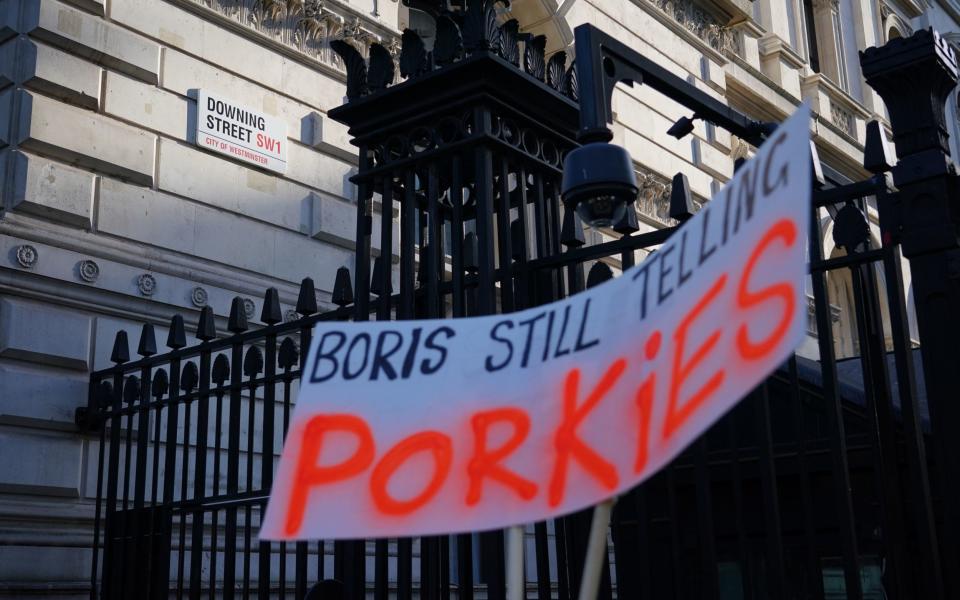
261,105 -> 812,541
196,90 -> 287,174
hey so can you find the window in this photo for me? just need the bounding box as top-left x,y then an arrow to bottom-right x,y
800,0 -> 850,91
801,0 -> 820,72
831,6 -> 849,90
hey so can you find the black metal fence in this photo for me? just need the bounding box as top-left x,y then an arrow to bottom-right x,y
81,15 -> 958,600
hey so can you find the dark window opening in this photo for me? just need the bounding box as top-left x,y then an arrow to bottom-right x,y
803,0 -> 821,73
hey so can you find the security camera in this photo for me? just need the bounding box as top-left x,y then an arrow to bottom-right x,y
561,142 -> 638,229
667,115 -> 696,139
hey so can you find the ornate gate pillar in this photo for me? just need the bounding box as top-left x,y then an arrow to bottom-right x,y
327,1 -> 592,596
861,28 -> 960,597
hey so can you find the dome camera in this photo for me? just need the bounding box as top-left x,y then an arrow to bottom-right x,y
561,142 -> 639,229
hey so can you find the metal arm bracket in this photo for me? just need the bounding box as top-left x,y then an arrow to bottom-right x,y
573,24 -> 772,146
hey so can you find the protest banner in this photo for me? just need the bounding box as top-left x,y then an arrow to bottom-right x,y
260,105 -> 812,543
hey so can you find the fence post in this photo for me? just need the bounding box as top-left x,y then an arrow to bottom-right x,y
860,28 -> 959,596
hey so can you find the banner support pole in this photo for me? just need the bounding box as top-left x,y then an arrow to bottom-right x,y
577,498 -> 615,600
507,524 -> 525,600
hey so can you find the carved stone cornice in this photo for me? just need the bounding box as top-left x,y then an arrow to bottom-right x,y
634,166 -> 703,226
647,0 -> 743,57
175,0 -> 400,74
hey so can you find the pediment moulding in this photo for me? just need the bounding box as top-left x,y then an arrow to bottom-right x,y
880,0 -> 926,19
879,3 -> 915,37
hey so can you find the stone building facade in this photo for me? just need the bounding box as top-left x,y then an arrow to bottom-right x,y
0,0 -> 952,596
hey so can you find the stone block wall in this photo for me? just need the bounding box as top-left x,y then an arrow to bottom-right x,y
0,0 -> 398,595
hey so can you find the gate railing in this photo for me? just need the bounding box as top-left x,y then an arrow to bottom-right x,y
80,143 -> 944,599
80,274 -> 358,599
80,21 -> 959,600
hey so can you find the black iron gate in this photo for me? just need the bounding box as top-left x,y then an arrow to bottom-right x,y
81,11 -> 959,600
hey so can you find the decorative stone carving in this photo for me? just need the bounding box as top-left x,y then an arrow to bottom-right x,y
649,0 -> 742,56
285,309 -> 299,323
730,137 -> 751,162
15,245 -> 38,268
192,0 -> 393,68
807,295 -> 843,335
830,100 -> 855,136
243,298 -> 256,319
299,0 -> 327,40
256,0 -> 293,22
879,2 -> 892,20
191,286 -> 209,307
78,259 -> 100,283
385,36 -> 401,58
879,3 -> 913,38
341,18 -> 371,43
633,166 -> 706,226
137,274 -> 157,296
635,169 -> 675,226
806,296 -> 817,335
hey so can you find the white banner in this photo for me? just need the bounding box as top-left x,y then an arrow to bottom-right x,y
261,105 -> 812,541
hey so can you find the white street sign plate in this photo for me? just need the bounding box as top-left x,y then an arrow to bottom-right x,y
196,90 -> 287,174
